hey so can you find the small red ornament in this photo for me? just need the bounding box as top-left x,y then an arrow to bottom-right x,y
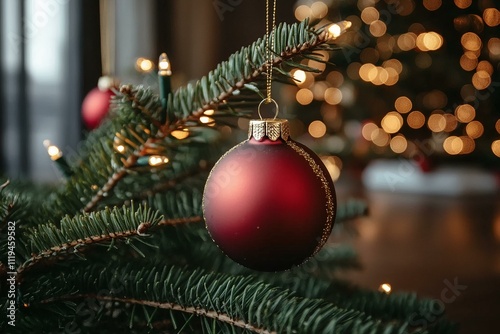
414,153 -> 433,173
81,76 -> 116,129
203,118 -> 336,271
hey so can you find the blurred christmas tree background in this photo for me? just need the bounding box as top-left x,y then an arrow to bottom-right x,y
274,0 -> 499,180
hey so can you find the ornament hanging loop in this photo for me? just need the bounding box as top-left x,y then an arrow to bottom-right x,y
258,98 -> 279,120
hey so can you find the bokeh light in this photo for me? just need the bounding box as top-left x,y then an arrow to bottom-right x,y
483,8 -> 500,27
381,112 -> 403,134
492,140 -> 500,157
362,122 -> 378,141
454,0 -> 472,10
428,113 -> 446,132
408,111 -> 425,129
466,121 -> 484,139
455,104 -> 476,123
324,87 -> 343,105
371,128 -> 391,147
295,5 -> 311,21
395,96 -> 412,114
472,70 -> 491,90
296,88 -> 314,105
423,0 -> 442,11
390,135 -> 408,153
461,32 -> 482,51
309,120 -> 327,138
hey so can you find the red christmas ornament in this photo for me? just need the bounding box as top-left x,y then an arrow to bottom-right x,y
203,118 -> 336,271
414,153 -> 433,173
81,77 -> 116,129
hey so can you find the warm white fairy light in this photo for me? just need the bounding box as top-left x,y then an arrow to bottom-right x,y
200,116 -> 214,124
115,145 -> 125,153
379,283 -> 392,294
43,139 -> 62,160
327,20 -> 352,39
291,69 -> 307,85
171,129 -> 190,140
148,155 -> 169,166
158,53 -> 172,76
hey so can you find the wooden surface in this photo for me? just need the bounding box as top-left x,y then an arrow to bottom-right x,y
334,179 -> 500,334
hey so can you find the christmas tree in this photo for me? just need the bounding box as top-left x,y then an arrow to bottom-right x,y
0,19 -> 455,333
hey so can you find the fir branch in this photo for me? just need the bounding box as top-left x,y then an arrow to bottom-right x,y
16,204 -> 162,276
157,216 -> 202,226
39,294 -> 275,334
67,20 -> 336,214
83,167 -> 131,212
131,166 -> 210,202
17,212 -> 201,279
119,85 -> 164,129
167,21 -> 333,122
23,263 -> 420,334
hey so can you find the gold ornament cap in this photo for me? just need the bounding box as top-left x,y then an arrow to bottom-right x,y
248,118 -> 290,141
249,98 -> 289,141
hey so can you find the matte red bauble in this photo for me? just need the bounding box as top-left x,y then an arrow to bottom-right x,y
203,119 -> 336,271
81,85 -> 115,129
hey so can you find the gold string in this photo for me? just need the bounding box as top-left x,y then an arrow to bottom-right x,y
265,0 -> 277,103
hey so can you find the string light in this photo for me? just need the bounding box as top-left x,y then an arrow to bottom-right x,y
44,140 -> 62,160
148,155 -> 169,167
43,140 -> 72,177
115,145 -> 125,153
171,129 -> 190,140
327,21 -> 352,39
158,52 -> 172,123
379,283 -> 392,294
291,69 -> 307,85
200,116 -> 215,125
158,53 -> 172,76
